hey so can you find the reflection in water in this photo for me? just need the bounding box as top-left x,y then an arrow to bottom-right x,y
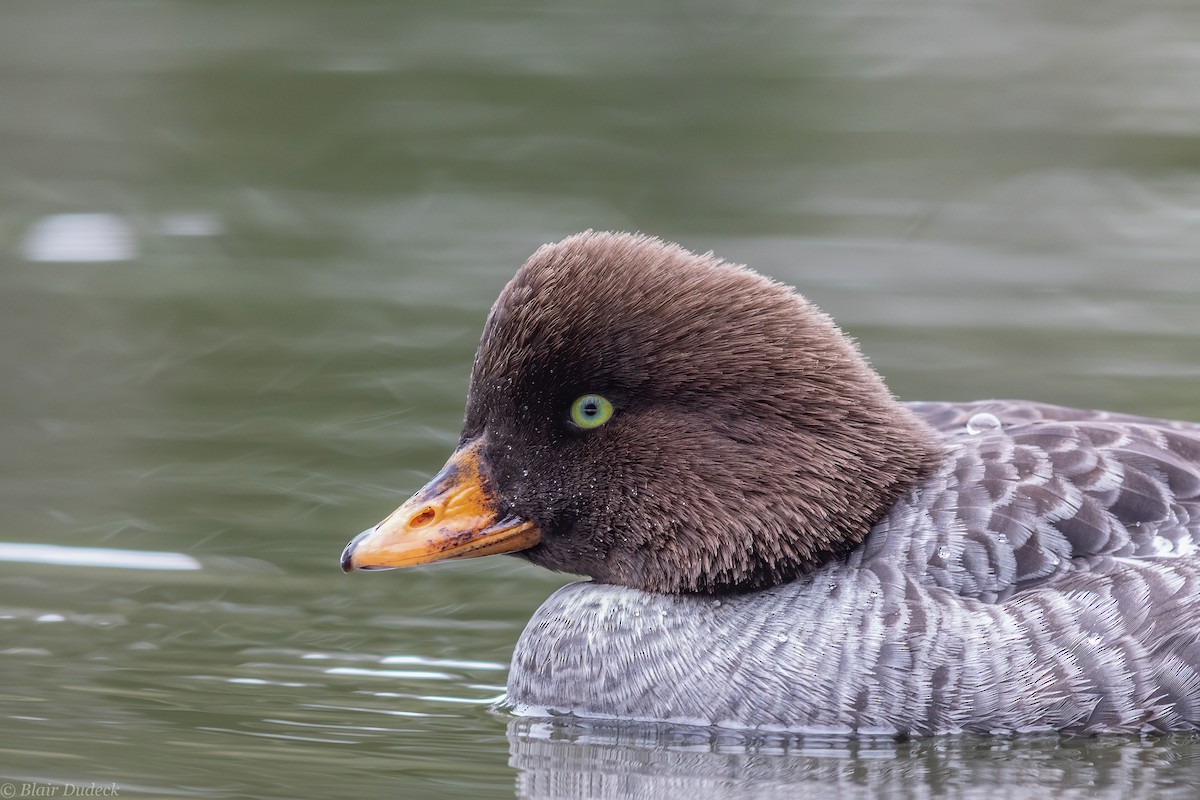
0,542 -> 200,570
20,213 -> 138,262
508,717 -> 1200,800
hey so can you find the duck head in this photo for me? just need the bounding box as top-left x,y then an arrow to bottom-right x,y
341,232 -> 940,593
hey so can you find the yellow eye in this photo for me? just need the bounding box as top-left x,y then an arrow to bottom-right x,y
570,394 -> 614,429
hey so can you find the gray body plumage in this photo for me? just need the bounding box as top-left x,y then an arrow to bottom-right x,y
508,401 -> 1200,734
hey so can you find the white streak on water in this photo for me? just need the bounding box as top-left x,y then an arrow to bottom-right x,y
0,543 -> 201,571
381,654 -> 506,671
325,666 -> 454,681
21,213 -> 137,262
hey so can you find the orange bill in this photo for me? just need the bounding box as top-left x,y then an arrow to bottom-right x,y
340,438 -> 540,572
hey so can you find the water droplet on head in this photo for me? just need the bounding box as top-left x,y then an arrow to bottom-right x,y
966,412 -> 1002,436
937,546 -> 952,561
776,634 -> 789,643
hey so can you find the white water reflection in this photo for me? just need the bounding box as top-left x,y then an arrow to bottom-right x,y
20,213 -> 137,262
156,212 -> 223,238
380,654 -> 508,671
326,666 -> 456,681
0,542 -> 200,570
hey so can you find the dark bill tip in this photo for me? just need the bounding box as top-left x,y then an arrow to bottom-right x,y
340,527 -> 395,573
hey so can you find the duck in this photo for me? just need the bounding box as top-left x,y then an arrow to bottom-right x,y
340,231 -> 1200,736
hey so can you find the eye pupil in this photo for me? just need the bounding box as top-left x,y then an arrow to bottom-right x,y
570,393 -> 613,429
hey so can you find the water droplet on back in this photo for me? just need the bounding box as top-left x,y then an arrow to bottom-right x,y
966,412 -> 1002,435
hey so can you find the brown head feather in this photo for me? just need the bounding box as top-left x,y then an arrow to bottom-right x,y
461,231 -> 941,593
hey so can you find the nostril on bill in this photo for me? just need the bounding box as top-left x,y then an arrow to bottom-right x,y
410,507 -> 437,527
